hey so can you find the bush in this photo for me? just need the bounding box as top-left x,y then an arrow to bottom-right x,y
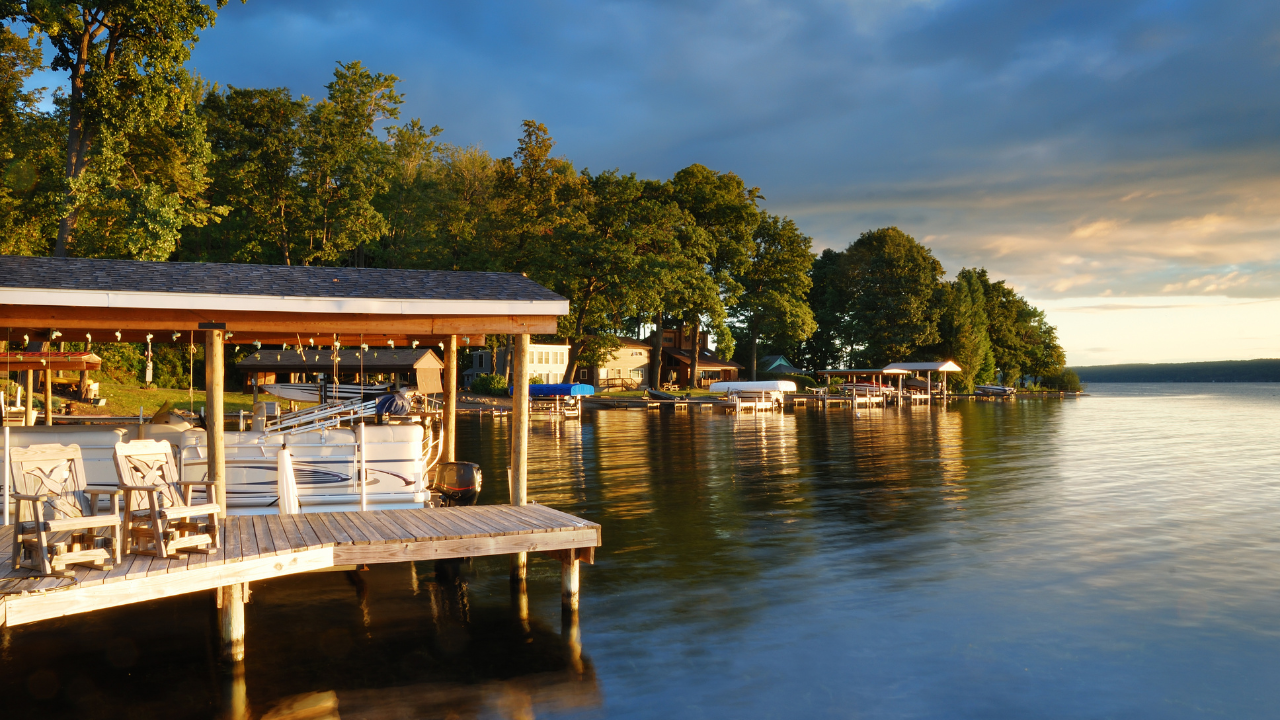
470,373 -> 508,396
762,372 -> 817,389
1042,368 -> 1084,392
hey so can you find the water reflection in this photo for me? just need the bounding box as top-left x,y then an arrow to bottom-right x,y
6,387 -> 1280,718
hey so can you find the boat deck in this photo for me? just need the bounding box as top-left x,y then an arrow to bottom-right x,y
0,504 -> 600,627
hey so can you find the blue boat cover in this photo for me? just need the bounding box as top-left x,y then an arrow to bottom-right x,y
511,383 -> 595,397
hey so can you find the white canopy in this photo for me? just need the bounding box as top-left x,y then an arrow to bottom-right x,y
883,361 -> 962,373
709,380 -> 797,393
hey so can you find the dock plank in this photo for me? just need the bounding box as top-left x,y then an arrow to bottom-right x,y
343,512 -> 386,544
239,516 -> 260,560
460,507 -> 518,536
265,516 -> 298,553
299,514 -> 335,548
365,511 -> 411,543
387,510 -> 443,541
251,516 -> 277,557
315,513 -> 355,545
406,509 -> 461,539
487,505 -> 554,533
375,511 -> 431,542
428,508 -> 486,538
330,512 -> 370,545
290,515 -> 324,549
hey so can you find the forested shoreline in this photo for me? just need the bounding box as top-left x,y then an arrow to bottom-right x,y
0,8 -> 1067,391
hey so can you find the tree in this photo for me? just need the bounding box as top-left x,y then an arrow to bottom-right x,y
730,212 -> 816,380
796,248 -> 850,370
297,60 -> 402,266
5,0 -> 231,257
183,85 -> 308,264
845,227 -> 944,366
0,22 -> 63,255
669,164 -> 761,388
935,268 -> 995,392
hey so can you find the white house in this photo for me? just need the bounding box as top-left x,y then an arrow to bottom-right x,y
463,342 -> 571,387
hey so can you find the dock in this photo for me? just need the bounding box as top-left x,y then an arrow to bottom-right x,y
0,504 -> 600,639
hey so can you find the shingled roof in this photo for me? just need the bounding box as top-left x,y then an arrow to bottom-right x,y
0,255 -> 564,303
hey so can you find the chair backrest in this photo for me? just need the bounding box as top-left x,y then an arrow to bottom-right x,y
9,443 -> 94,522
113,439 -> 185,510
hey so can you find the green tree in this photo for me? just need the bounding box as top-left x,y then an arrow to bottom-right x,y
5,0 -> 231,258
935,268 -> 995,392
669,163 -> 761,387
183,85 -> 307,264
730,212 -> 816,380
796,248 -> 851,370
845,227 -> 944,366
0,22 -> 63,255
297,60 -> 402,266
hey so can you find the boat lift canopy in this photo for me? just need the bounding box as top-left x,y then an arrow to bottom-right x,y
522,383 -> 595,397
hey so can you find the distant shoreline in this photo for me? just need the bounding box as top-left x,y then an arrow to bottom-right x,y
1071,358 -> 1280,383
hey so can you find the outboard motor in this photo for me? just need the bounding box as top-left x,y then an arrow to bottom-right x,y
432,461 -> 482,507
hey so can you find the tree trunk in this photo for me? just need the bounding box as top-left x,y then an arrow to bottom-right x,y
562,340 -> 579,384
750,333 -> 758,381
687,318 -> 701,390
649,315 -> 663,390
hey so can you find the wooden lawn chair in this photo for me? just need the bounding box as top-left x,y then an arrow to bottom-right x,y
9,443 -> 123,576
113,439 -> 221,558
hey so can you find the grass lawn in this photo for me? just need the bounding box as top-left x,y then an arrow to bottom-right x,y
63,380 -> 304,418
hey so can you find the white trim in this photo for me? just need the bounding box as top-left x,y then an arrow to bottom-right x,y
0,287 -> 568,316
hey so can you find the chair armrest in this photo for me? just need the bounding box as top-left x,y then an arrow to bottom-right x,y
118,484 -> 166,492
47,515 -> 120,531
159,503 -> 220,519
86,489 -> 123,498
173,480 -> 217,486
11,493 -> 48,502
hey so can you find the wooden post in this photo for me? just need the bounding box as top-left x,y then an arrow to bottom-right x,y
205,330 -> 227,516
562,601 -> 583,677
561,548 -> 580,612
510,333 -> 530,582
218,583 -> 245,662
927,371 -> 932,405
442,335 -> 457,463
42,366 -> 52,425
23,369 -> 32,426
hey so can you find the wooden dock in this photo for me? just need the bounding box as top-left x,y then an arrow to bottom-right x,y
0,504 -> 600,629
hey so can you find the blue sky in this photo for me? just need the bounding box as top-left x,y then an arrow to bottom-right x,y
159,1 -> 1280,362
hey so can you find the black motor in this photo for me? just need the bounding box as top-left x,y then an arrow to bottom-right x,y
431,461 -> 482,507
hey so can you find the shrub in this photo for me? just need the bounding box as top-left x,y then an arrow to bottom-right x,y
1042,368 -> 1084,392
470,373 -> 508,396
763,372 -> 817,389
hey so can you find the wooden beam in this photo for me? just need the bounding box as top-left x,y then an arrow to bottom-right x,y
442,335 -> 457,464
510,333 -> 530,583
331,528 -> 597,565
0,306 -> 558,336
23,369 -> 32,426
42,365 -> 51,426
206,330 -> 226,516
3,548 -> 334,626
218,583 -> 245,663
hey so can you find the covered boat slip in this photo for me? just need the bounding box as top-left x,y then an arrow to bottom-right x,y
0,255 -> 597,654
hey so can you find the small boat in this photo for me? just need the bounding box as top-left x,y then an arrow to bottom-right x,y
261,383 -> 390,403
975,385 -> 1016,396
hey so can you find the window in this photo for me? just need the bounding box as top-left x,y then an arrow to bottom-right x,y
578,368 -> 589,381
631,368 -> 645,380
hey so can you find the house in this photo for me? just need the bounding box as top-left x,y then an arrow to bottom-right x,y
236,347 -> 444,393
758,354 -> 805,375
574,337 -> 652,391
652,325 -> 742,389
463,342 -> 571,387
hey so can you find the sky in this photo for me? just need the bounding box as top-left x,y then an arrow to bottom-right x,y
124,1 -> 1280,364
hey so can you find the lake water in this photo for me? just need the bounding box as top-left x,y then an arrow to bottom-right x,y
3,384 -> 1279,719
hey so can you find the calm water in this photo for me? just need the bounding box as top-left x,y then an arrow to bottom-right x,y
4,384 -> 1279,719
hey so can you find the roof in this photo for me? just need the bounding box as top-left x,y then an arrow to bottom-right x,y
883,361 -> 963,373
819,368 -> 896,375
236,347 -> 443,373
760,355 -> 804,373
0,352 -> 102,371
617,337 -> 652,350
663,348 -> 744,370
0,255 -> 568,316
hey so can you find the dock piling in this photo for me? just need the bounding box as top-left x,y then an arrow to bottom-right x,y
561,548 -> 580,611
218,582 -> 246,663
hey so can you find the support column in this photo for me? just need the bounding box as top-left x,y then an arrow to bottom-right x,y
927,371 -> 932,405
42,367 -> 52,425
442,335 -> 457,463
23,369 -> 32,426
205,329 -> 226,516
561,548 -> 580,611
510,333 -> 530,582
218,583 -> 245,663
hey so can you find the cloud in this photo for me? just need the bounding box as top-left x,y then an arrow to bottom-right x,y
176,0 -> 1280,304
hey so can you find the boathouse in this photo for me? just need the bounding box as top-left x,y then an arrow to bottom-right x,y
0,255 -> 599,659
